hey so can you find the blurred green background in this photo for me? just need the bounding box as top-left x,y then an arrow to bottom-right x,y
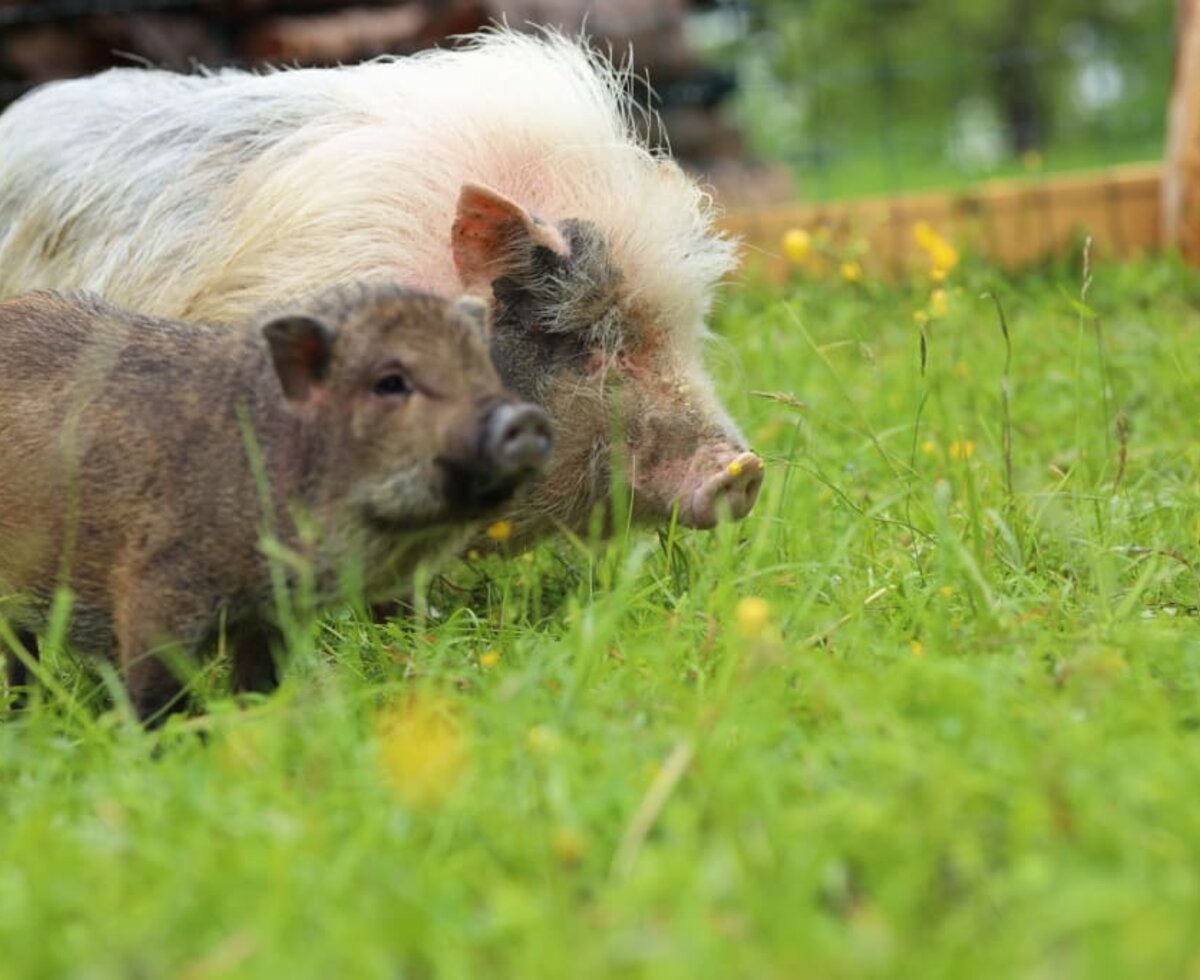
698,0 -> 1176,199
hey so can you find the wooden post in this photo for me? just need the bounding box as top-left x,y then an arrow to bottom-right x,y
1165,0 -> 1200,260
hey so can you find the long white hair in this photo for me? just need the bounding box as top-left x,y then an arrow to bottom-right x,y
0,30 -> 737,331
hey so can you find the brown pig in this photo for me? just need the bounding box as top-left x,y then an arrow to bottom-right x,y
0,30 -> 763,551
0,284 -> 552,722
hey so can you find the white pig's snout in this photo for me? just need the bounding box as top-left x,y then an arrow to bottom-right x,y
678,450 -> 764,529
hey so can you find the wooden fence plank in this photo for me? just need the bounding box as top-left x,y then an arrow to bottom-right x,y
718,162 -> 1164,280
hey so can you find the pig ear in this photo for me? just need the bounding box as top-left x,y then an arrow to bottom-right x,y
262,314 -> 335,405
452,181 -> 570,293
454,294 -> 491,342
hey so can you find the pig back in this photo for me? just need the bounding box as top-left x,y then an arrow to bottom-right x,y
0,292 -> 283,612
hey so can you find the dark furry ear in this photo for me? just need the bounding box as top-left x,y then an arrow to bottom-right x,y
454,295 -> 491,342
452,182 -> 570,294
262,314 -> 335,405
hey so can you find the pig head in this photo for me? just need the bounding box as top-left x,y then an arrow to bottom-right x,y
453,181 -> 763,545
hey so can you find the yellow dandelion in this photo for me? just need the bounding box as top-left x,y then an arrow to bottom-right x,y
376,695 -> 468,807
948,440 -> 976,460
480,650 -> 500,669
485,519 -> 512,543
840,260 -> 863,283
912,309 -> 929,326
910,639 -> 925,657
735,596 -> 771,638
929,241 -> 960,275
914,221 -> 959,277
913,220 -> 938,251
552,827 -> 587,866
921,440 -> 936,455
781,228 -> 812,265
727,459 -> 743,478
930,289 -> 949,317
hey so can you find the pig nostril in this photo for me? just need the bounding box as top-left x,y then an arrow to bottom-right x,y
487,403 -> 553,473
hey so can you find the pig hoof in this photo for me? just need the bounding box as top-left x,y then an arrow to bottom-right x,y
686,452 -> 764,528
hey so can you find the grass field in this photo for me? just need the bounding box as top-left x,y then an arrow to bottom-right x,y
2,247 -> 1199,978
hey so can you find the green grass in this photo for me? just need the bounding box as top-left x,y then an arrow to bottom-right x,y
3,250 -> 1200,978
788,138 -> 1164,203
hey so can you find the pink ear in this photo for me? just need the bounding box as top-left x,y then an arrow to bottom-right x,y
452,182 -> 569,293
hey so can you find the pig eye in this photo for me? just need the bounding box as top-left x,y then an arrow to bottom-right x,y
373,372 -> 412,398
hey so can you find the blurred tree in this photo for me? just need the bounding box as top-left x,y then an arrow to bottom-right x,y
713,0 -> 1175,187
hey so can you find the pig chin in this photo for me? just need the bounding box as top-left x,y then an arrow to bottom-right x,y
350,470 -> 463,531
633,445 -> 765,530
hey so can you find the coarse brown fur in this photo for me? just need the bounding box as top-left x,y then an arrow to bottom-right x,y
0,283 -> 548,722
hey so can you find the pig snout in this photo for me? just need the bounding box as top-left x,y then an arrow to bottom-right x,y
681,450 -> 764,529
486,403 -> 553,478
652,446 -> 763,530
440,402 -> 553,511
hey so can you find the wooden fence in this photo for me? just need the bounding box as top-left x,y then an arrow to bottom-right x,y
719,162 -> 1164,279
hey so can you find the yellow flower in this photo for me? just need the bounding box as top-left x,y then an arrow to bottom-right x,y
910,639 -> 925,657
480,650 -> 500,669
377,695 -> 468,807
913,221 -> 959,276
552,827 -> 587,866
485,520 -> 512,542
929,241 -> 960,275
840,260 -> 863,283
735,596 -> 771,638
727,459 -> 743,478
781,228 -> 811,264
954,361 -> 970,379
921,440 -> 936,455
930,289 -> 949,317
912,309 -> 929,326
913,221 -> 938,251
948,440 -> 975,460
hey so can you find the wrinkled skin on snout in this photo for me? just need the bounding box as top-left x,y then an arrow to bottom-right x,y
453,184 -> 763,547
0,284 -> 550,723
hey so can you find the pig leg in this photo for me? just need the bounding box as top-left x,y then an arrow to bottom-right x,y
5,631 -> 36,709
119,641 -> 190,725
112,582 -> 209,725
229,619 -> 281,697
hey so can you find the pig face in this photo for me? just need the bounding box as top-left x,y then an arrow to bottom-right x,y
452,184 -> 763,544
262,285 -> 553,535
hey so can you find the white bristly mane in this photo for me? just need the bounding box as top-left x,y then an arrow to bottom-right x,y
0,29 -> 738,334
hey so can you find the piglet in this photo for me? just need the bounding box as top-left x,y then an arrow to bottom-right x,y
0,283 -> 551,721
